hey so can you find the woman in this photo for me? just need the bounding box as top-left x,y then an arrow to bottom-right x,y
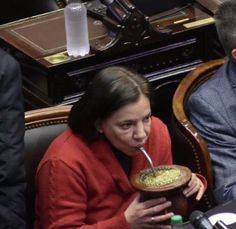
35,66 -> 206,229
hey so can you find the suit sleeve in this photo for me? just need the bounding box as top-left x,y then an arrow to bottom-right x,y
0,50 -> 26,228
187,92 -> 236,203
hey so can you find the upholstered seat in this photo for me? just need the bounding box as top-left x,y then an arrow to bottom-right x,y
24,105 -> 71,228
168,59 -> 225,212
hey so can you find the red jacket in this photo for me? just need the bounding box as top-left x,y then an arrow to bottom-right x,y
34,117 -> 203,228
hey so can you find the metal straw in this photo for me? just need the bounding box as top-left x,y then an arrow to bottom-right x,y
139,147 -> 156,176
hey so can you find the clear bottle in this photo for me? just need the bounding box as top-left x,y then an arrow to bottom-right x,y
171,215 -> 183,228
64,0 -> 90,57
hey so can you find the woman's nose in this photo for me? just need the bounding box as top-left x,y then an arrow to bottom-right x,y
134,123 -> 146,140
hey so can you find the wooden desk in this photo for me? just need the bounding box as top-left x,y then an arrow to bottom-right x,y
0,4 -> 223,110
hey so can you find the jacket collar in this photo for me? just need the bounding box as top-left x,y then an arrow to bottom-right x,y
90,139 -> 134,194
226,59 -> 236,88
90,138 -> 150,194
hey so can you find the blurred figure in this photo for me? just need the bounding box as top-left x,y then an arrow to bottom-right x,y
0,49 -> 26,228
35,66 -> 206,228
187,0 -> 236,204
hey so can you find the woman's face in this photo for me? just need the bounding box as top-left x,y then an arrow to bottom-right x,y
99,94 -> 151,156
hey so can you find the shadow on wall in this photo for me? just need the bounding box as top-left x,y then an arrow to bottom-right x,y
152,79 -> 181,125
0,0 -> 65,25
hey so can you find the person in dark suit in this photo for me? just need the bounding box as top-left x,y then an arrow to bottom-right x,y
0,49 -> 26,228
187,0 -> 236,204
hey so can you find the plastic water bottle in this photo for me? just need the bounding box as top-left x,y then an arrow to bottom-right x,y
171,215 -> 184,228
64,0 -> 90,57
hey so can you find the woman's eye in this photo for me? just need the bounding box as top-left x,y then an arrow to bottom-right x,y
143,115 -> 151,123
120,123 -> 132,129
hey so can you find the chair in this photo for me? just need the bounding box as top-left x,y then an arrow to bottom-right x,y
24,105 -> 71,229
168,58 -> 225,212
152,79 -> 181,124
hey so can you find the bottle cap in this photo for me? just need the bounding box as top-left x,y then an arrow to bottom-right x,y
171,215 -> 183,225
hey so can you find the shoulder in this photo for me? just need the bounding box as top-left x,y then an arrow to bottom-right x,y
0,49 -> 19,68
187,61 -> 230,109
38,129 -> 92,168
150,116 -> 169,139
0,49 -> 21,84
147,117 -> 172,164
151,116 -> 168,130
191,60 -> 231,97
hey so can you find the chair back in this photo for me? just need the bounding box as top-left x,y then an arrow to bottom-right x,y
153,79 -> 181,124
24,105 -> 71,228
168,59 -> 225,211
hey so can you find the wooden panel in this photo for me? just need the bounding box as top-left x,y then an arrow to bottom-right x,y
0,10 -> 111,68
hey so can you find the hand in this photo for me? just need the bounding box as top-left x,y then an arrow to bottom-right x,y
183,173 -> 205,200
124,193 -> 173,229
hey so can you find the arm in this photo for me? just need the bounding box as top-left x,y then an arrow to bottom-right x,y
36,159 -> 173,229
0,50 -> 25,228
187,93 -> 236,203
36,160 -> 130,229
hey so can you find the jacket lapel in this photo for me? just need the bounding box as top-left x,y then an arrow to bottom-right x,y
90,139 -> 135,194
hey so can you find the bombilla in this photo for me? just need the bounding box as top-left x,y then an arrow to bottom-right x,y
139,147 -> 156,176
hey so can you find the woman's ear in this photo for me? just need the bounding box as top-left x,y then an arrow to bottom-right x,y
94,120 -> 103,133
231,48 -> 236,61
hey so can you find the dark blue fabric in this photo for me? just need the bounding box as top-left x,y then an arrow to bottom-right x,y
187,58 -> 236,204
0,49 -> 26,228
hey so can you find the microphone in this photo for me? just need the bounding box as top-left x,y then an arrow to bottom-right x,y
213,220 -> 229,229
99,0 -> 130,22
189,210 -> 213,229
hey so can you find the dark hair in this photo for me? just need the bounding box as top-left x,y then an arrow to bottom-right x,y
68,66 -> 152,142
214,0 -> 236,59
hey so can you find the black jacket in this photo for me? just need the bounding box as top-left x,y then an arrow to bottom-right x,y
0,49 -> 26,228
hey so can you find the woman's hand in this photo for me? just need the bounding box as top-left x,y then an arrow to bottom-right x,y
183,173 -> 205,200
124,193 -> 173,229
